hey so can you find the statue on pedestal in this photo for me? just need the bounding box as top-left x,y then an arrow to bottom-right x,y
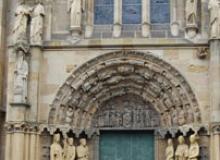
185,0 -> 198,27
67,0 -> 83,34
64,138 -> 76,160
50,133 -> 63,160
30,2 -> 45,46
76,138 -> 89,160
12,2 -> 30,43
165,139 -> 174,160
185,0 -> 198,38
175,136 -> 189,160
188,134 -> 200,160
13,43 -> 29,104
208,0 -> 220,39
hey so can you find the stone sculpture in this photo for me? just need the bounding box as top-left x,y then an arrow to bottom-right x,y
185,0 -> 198,27
175,136 -> 189,160
12,2 -> 30,43
67,0 -> 82,34
65,106 -> 74,124
13,46 -> 29,103
178,107 -> 186,126
171,107 -> 178,126
64,138 -> 76,160
185,0 -> 198,38
30,2 -> 45,46
50,134 -> 63,160
165,139 -> 174,160
208,0 -> 220,39
188,134 -> 200,160
76,138 -> 89,160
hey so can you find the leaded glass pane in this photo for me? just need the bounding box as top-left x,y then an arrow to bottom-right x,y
94,0 -> 114,25
150,0 -> 170,24
122,0 -> 142,24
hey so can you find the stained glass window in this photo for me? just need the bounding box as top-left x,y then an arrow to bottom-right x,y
94,0 -> 114,25
150,0 -> 170,24
122,0 -> 142,24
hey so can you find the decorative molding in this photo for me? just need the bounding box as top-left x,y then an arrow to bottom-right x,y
48,51 -> 202,132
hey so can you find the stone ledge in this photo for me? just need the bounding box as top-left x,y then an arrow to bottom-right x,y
43,38 -> 209,49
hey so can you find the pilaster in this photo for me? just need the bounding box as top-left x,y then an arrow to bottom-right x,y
209,40 -> 220,122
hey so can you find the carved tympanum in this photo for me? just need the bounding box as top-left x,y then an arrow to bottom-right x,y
93,94 -> 160,129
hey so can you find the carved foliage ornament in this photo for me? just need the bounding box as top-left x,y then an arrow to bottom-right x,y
49,51 -> 201,131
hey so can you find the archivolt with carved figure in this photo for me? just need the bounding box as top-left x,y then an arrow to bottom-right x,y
48,51 -> 201,134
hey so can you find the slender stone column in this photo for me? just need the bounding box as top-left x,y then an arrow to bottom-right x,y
113,0 -> 122,37
5,130 -> 12,160
142,0 -> 150,37
85,0 -> 94,38
12,125 -> 25,160
30,132 -> 37,160
28,47 -> 42,121
24,132 -> 30,160
209,40 -> 220,122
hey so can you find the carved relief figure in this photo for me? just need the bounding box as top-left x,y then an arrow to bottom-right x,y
30,2 -> 45,45
64,138 -> 76,160
175,136 -> 189,160
188,134 -> 200,160
65,106 -> 74,124
76,138 -> 89,160
13,2 -> 30,43
67,0 -> 83,33
208,0 -> 220,39
171,107 -> 178,126
50,134 -> 63,160
194,107 -> 201,123
178,107 -> 186,126
186,104 -> 194,123
185,0 -> 198,26
14,48 -> 29,103
165,139 -> 174,160
57,105 -> 65,123
123,108 -> 132,128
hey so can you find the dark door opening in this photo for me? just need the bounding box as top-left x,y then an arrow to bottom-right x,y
100,131 -> 155,160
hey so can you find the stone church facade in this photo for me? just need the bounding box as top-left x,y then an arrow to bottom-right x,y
0,0 -> 220,160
